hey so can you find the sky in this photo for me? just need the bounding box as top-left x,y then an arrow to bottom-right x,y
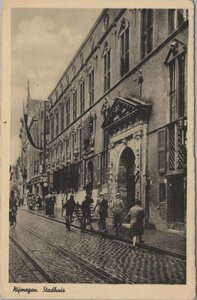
11,8 -> 102,165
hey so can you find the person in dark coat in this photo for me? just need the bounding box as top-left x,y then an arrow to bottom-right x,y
9,190 -> 17,226
63,195 -> 76,230
81,195 -> 93,231
47,195 -> 55,217
127,200 -> 145,247
99,193 -> 108,232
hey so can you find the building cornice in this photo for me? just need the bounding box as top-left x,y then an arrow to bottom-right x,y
48,20 -> 188,145
48,9 -> 126,102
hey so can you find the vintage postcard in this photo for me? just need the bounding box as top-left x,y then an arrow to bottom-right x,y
0,0 -> 195,299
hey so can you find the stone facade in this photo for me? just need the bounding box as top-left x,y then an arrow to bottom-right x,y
46,9 -> 188,231
19,95 -> 49,198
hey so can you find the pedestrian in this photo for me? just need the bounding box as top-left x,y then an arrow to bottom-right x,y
37,196 -> 42,209
9,190 -> 17,227
81,195 -> 94,231
21,196 -> 24,206
47,195 -> 55,217
99,193 -> 108,232
45,197 -> 49,215
94,198 -> 100,217
112,193 -> 124,233
94,197 -> 101,227
127,200 -> 145,247
63,195 -> 76,230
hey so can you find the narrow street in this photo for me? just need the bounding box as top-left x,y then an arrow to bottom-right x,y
9,209 -> 186,284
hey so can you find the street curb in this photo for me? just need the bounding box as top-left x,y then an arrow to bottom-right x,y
23,209 -> 186,261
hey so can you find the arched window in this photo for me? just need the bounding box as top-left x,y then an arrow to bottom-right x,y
102,41 -> 111,92
141,9 -> 153,59
80,79 -> 85,114
119,18 -> 130,77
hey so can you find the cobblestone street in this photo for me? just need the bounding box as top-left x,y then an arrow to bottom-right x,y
9,209 -> 186,284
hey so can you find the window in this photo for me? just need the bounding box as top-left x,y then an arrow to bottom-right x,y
104,49 -> 111,92
159,183 -> 166,202
88,69 -> 94,106
80,81 -> 85,114
73,90 -> 77,121
65,138 -> 70,163
55,111 -> 59,136
60,142 -> 63,163
168,9 -> 188,34
158,129 -> 166,172
97,154 -> 101,185
79,127 -> 83,159
82,161 -> 85,187
72,133 -> 75,152
66,97 -> 70,127
120,28 -> 129,77
61,104 -> 64,131
141,9 -> 153,58
51,117 -> 54,139
45,118 -> 49,135
169,60 -> 176,121
178,54 -> 185,118
78,162 -> 82,188
169,53 -> 185,121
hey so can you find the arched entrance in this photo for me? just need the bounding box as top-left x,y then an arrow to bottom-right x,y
117,147 -> 135,214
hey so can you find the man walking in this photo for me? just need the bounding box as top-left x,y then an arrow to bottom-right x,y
99,193 -> 108,232
81,195 -> 93,231
112,193 -> 124,233
63,195 -> 76,230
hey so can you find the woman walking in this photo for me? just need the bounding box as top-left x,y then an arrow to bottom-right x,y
127,200 -> 145,247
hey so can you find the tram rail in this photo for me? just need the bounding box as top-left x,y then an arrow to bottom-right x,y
11,223 -> 125,284
9,235 -> 55,283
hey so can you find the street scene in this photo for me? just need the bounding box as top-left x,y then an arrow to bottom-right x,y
9,207 -> 186,284
9,8 -> 188,284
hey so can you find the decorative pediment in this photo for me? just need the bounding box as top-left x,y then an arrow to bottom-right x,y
101,96 -> 151,129
164,38 -> 187,65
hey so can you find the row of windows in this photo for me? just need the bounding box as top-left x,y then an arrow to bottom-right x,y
49,9 -> 187,141
50,9 -> 188,108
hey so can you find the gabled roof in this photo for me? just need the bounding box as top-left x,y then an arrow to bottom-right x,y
101,96 -> 151,129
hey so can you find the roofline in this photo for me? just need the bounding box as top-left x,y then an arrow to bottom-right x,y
47,8 -> 108,99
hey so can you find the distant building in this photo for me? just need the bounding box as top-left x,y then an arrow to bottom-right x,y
19,84 -> 49,198
45,9 -> 188,232
10,158 -> 23,197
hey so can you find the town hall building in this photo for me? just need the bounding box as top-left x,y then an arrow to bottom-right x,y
46,9 -> 188,232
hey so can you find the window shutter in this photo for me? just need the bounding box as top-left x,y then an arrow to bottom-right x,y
158,129 -> 166,173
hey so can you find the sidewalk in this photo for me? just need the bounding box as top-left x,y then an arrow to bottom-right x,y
23,206 -> 186,260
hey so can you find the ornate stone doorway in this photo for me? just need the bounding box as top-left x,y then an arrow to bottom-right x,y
117,147 -> 135,214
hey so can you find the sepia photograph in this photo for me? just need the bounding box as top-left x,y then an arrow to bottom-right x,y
0,0 -> 195,299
